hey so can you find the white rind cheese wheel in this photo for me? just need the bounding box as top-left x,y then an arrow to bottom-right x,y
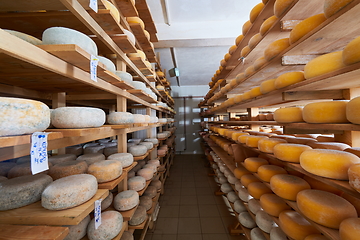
42,27 -> 98,56
256,210 -> 276,233
300,149 -> 360,180
238,187 -> 253,202
251,228 -> 267,240
97,56 -> 116,73
107,112 -> 134,125
274,107 -> 303,123
0,97 -> 50,137
227,191 -> 239,203
0,174 -> 52,210
49,160 -> 87,180
128,176 -> 146,191
143,186 -> 157,198
41,174 -> 98,210
238,212 -> 257,228
346,96 -> 360,124
248,198 -> 263,214
128,145 -> 148,157
129,205 -> 147,226
139,195 -> 152,211
137,168 -> 153,181
114,190 -> 139,211
83,145 -> 105,154
139,141 -> 153,150
234,199 -> 247,213
87,211 -> 123,240
5,29 -> 42,45
273,143 -> 312,163
107,153 -> 134,168
76,153 -> 105,165
304,51 -> 345,79
101,192 -> 113,210
88,160 -> 122,183
297,189 -> 357,229
64,215 -> 90,240
144,138 -> 159,144
115,71 -> 133,84
221,183 -> 233,193
302,101 -> 348,123
339,217 -> 360,240
133,114 -> 146,123
270,227 -> 288,240
0,162 -> 16,177
51,107 -> 105,128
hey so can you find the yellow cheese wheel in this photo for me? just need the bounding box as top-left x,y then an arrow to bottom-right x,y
224,53 -> 231,62
254,56 -> 267,71
343,36 -> 360,65
257,165 -> 288,182
235,73 -> 245,84
274,0 -> 296,18
341,192 -> 360,216
275,71 -> 305,89
324,0 -> 354,18
243,157 -> 269,172
242,91 -> 251,101
103,0 -> 120,23
304,51 -> 346,79
348,164 -> 360,193
303,176 -> 343,195
234,167 -> 252,179
234,94 -> 243,104
245,66 -> 256,78
273,143 -> 312,163
264,38 -> 290,61
297,189 -> 357,229
274,107 -> 303,123
248,33 -> 262,49
260,15 -> 278,36
250,3 -> 265,23
258,138 -> 287,153
304,234 -> 329,240
346,96 -> 360,124
300,149 -> 360,180
339,218 -> 360,240
232,132 -> 249,141
302,101 -> 348,123
235,34 -> 244,46
127,49 -> 146,61
241,174 -> 261,187
270,174 -> 310,201
228,45 -> 237,55
242,20 -> 252,35
246,136 -> 267,148
247,182 -> 272,199
239,135 -> 250,144
289,14 -> 327,44
249,86 -> 262,98
241,46 -> 251,57
279,210 -> 320,240
260,78 -> 276,94
260,193 -> 291,217
126,17 -> 145,29
220,59 -> 227,67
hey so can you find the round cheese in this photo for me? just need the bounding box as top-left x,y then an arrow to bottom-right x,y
52,107 -> 105,128
221,183 -> 233,193
144,138 -> 159,145
233,132 -> 250,142
275,71 -> 305,89
242,20 -> 252,35
300,149 -> 360,180
107,153 -> 133,168
228,45 -> 237,55
137,168 -> 153,181
249,33 -> 262,49
246,136 -> 267,148
241,174 -> 261,187
303,101 -> 348,123
114,190 -> 139,211
279,210 -> 320,240
49,160 -> 87,180
250,3 -> 264,23
8,163 -> 45,178
4,29 -> 42,45
339,217 -> 360,240
249,86 -> 262,98
0,97 -> 50,136
128,176 -> 146,191
101,192 -> 113,210
76,153 -> 105,165
143,186 -> 157,198
238,212 -> 257,228
83,145 -> 105,154
227,191 -> 239,203
256,210 -> 276,233
260,78 -> 276,94
260,193 -> 291,217
238,187 -> 253,202
244,157 -> 269,172
98,55 -> 116,73
274,107 -> 303,123
235,34 -> 244,46
274,0 -> 295,17
42,27 -> 98,55
324,0 -> 354,18
88,160 -> 122,183
248,182 -> 273,199
235,180 -> 244,191
87,211 -> 123,240
0,174 -> 52,210
248,198 -> 263,214
49,154 -> 77,165
139,195 -> 152,211
251,227 -> 267,240
270,227 -> 288,240
126,17 -> 145,28
66,145 -> 83,156
149,179 -> 162,190
139,141 -> 153,150
257,165 -> 287,182
121,231 -> 134,240
0,162 -> 16,177
254,57 -> 267,71
115,71 -> 133,84
346,96 -> 360,124
63,215 -> 90,240
289,14 -> 327,44
41,174 -> 98,210
273,143 -> 312,163
297,189 -> 357,228
241,46 -> 251,58
304,51 -> 346,79
107,112 -> 134,125
260,15 -> 278,36
264,38 -> 290,61
234,199 -> 247,213
343,36 -> 360,65
270,174 -> 310,200
129,205 -> 147,226
128,145 -> 148,157
258,138 -> 287,153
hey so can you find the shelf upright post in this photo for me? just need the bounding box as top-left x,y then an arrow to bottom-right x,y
52,92 -> 66,154
247,108 -> 259,131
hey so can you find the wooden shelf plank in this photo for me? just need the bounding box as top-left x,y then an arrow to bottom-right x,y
92,34 -> 138,55
98,172 -> 127,190
120,205 -> 139,222
0,0 -> 68,12
128,23 -> 157,62
128,56 -> 154,76
0,189 -> 108,226
45,126 -> 113,137
114,0 -> 138,17
89,9 -> 125,35
0,224 -> 69,240
0,132 -> 63,148
127,89 -> 157,103
138,179 -> 152,196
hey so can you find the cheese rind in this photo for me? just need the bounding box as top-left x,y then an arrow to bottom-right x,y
129,205 -> 147,226
51,107 -> 105,128
260,79 -> 276,94
128,145 -> 148,157
257,165 -> 287,182
251,228 -> 267,240
274,107 -> 304,123
346,96 -> 360,124
260,15 -> 278,36
250,3 -> 265,23
339,217 -> 360,240
304,51 -> 346,79
264,38 -> 290,61
273,143 -> 312,163
256,210 -> 276,233
275,71 -> 305,89
260,193 -> 291,217
248,182 -> 273,199
348,164 -> 360,192
87,211 -> 123,240
242,20 -> 252,35
107,153 -> 134,168
128,176 -> 146,191
63,215 -> 90,240
238,212 -> 257,228
324,0 -> 354,18
258,138 -> 287,153
114,190 -> 139,211
107,112 -> 134,125
270,174 -> 310,200
289,14 -> 327,44
248,198 -> 262,214
49,160 -> 87,180
343,36 -> 360,65
87,160 -> 122,183
244,157 -> 269,172
274,0 -> 295,17
302,101 -> 348,123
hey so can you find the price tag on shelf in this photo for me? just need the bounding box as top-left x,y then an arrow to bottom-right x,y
94,199 -> 102,229
30,132 -> 49,175
90,55 -> 99,82
89,0 -> 98,13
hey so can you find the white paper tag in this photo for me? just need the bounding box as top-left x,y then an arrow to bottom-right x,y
90,55 -> 99,82
30,132 -> 49,175
94,199 -> 102,229
89,0 -> 98,13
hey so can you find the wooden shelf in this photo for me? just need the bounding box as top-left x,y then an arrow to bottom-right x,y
120,205 -> 139,222
138,179 -> 152,196
127,89 -> 157,103
147,191 -> 161,215
98,172 -> 127,190
92,34 -> 138,55
0,132 -> 63,148
0,189 -> 108,226
128,23 -> 157,62
0,224 -> 69,240
114,0 -> 138,17
128,57 -> 154,76
45,126 -> 112,137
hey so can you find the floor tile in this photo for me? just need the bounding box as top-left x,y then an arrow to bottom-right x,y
198,204 -> 220,217
182,181 -> 196,188
177,218 -> 202,234
202,234 -> 231,240
159,195 -> 181,206
179,205 -> 200,218
150,234 -> 177,240
196,187 -> 215,196
152,218 -> 178,234
197,195 -> 217,205
180,187 -> 197,196
158,205 -> 179,218
162,187 -> 182,196
200,217 -> 227,233
180,195 -> 197,205
176,234 -> 202,240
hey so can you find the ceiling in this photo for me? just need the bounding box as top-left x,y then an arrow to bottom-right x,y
147,0 -> 261,87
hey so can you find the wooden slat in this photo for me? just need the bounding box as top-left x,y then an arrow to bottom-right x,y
128,216 -> 149,229
0,0 -> 67,11
128,57 -> 153,75
92,34 -> 138,55
81,221 -> 128,240
282,90 -> 344,101
138,179 -> 152,196
45,127 -> 112,137
283,127 -> 344,135
120,205 -> 138,221
0,132 -> 63,148
0,224 -> 69,240
281,54 -> 320,65
89,9 -> 125,35
128,23 -> 157,62
98,172 -> 127,190
113,0 -> 138,17
127,89 -> 157,103
0,189 -> 108,226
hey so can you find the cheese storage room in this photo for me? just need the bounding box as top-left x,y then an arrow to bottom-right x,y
1,0 -> 360,239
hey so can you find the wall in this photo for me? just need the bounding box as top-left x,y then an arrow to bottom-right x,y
171,85 -> 208,154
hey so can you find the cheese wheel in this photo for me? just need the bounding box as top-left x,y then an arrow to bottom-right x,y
241,174 -> 261,187
227,191 -> 239,203
76,153 -> 105,165
274,0 -> 295,17
256,210 -> 276,233
254,56 -> 267,71
348,164 -> 360,192
304,51 -> 346,79
49,160 -> 87,180
242,20 -> 252,35
249,33 -> 262,49
126,17 -> 145,29
297,189 -> 357,228
307,141 -> 350,150
238,187 -> 253,202
275,71 -> 305,89
289,14 -> 327,44
257,165 -> 287,182
139,141 -> 153,150
49,154 -> 77,165
107,153 -> 133,168
87,211 -> 123,240
260,193 -> 291,217
98,55 -> 116,73
274,143 -> 312,163
83,145 -> 105,154
249,86 -> 262,98
242,91 -> 251,101
7,162 -> 50,178
128,145 -> 147,157
66,145 -> 83,157
324,0 -> 354,18
248,182 -> 272,199
137,168 -> 153,181
121,232 -> 134,240
300,149 -> 360,180
238,212 -> 257,228
88,160 -> 122,183
260,78 -> 276,94
107,112 -> 134,124
235,180 -> 244,191
339,218 -> 360,240
41,174 -> 98,210
149,179 -> 162,190
234,199 -> 247,213
0,97 -> 50,136
63,215 -> 90,240
227,174 -> 238,184
221,183 -> 233,193
343,36 -> 360,66
4,29 -> 42,45
346,96 -> 360,124
250,3 -> 265,23
260,15 -> 278,36
101,192 -> 113,210
52,107 -> 105,128
303,176 -> 342,195
234,132 -> 250,142
236,73 -> 245,84
248,198 -> 263,214
128,176 -> 146,191
235,34 -> 244,46
303,101 -> 348,123
270,174 -> 310,200
143,185 -> 157,198
246,136 -> 267,148
114,190 -> 139,211
270,227 -> 288,240
274,107 -> 303,123
251,228 -> 267,240
0,162 -> 16,177
304,234 -> 328,240
279,210 -> 320,240
258,138 -> 287,153
139,195 -> 152,211
244,157 -> 269,172
234,167 -> 252,179
129,205 -> 147,226
264,38 -> 290,61
127,50 -> 146,61
241,46 -> 251,57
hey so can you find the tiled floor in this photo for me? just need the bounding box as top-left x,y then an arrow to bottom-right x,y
136,154 -> 246,240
